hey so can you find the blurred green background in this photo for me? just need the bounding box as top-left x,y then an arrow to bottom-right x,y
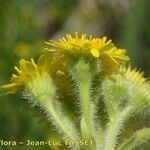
0,0 -> 150,149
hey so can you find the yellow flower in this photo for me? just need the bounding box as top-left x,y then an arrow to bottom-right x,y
0,58 -> 38,94
103,65 -> 150,108
0,53 -> 57,95
45,33 -> 130,70
118,66 -> 150,106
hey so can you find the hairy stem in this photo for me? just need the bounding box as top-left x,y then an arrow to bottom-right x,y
117,128 -> 150,150
79,76 -> 93,135
38,95 -> 80,150
73,60 -> 96,148
104,105 -> 133,150
47,101 -> 79,140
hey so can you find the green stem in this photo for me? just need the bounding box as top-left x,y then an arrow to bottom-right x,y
117,128 -> 150,150
79,82 -> 96,149
75,61 -> 94,134
79,78 -> 93,134
105,99 -> 119,121
104,106 -> 133,150
73,60 -> 96,149
47,101 -> 78,140
96,126 -> 105,150
38,95 -> 80,148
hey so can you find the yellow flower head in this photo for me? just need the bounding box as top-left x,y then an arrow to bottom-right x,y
45,33 -> 130,71
118,66 -> 150,106
0,53 -> 58,96
103,65 -> 150,108
119,66 -> 148,87
0,58 -> 38,94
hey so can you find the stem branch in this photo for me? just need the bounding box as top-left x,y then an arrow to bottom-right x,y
104,106 -> 133,150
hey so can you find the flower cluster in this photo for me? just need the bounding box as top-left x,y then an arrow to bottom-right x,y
1,33 -> 130,95
0,33 -> 150,150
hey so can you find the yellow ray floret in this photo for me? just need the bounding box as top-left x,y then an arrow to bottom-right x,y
45,33 -> 130,66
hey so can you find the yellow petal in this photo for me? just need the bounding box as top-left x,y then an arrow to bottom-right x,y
90,48 -> 99,58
